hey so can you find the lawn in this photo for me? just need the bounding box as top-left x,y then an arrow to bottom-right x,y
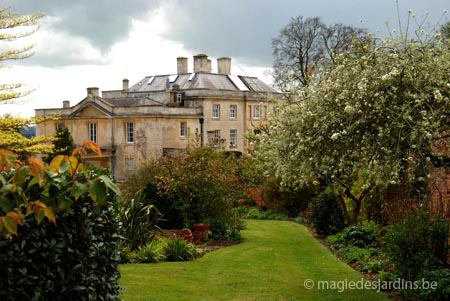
120,220 -> 388,300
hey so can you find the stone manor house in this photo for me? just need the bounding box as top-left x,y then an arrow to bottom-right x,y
36,54 -> 279,181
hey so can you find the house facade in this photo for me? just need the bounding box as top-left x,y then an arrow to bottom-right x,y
35,54 -> 279,181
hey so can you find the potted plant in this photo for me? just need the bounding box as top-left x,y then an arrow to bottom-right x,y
175,229 -> 194,242
193,223 -> 210,241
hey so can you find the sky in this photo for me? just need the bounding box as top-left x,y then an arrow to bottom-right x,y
0,0 -> 448,117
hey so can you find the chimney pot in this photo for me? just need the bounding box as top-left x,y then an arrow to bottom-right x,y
122,79 -> 129,91
193,54 -> 209,73
177,57 -> 188,74
63,100 -> 70,108
87,87 -> 99,97
217,57 -> 231,75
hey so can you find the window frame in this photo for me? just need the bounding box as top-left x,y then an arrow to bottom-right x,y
125,122 -> 134,144
229,129 -> 237,147
213,129 -> 220,143
88,122 -> 97,143
180,122 -> 187,138
229,104 -> 237,119
212,104 -> 220,119
253,104 -> 261,120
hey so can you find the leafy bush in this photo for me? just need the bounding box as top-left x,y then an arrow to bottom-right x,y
119,193 -> 162,251
0,143 -> 122,300
359,258 -> 386,273
337,246 -> 378,264
131,238 -> 166,263
309,188 -> 345,235
164,237 -> 198,262
418,268 -> 450,300
294,217 -> 307,224
382,210 -> 449,281
261,177 -> 317,217
340,221 -> 376,248
326,232 -> 345,249
0,191 -> 121,300
121,147 -> 246,237
209,213 -> 243,241
245,207 -> 288,220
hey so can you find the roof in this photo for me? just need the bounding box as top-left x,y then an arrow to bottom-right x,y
129,73 -> 277,93
103,96 -> 164,107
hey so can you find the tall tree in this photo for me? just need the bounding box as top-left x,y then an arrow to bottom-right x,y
45,126 -> 75,162
257,30 -> 450,223
0,6 -> 52,156
272,16 -> 366,90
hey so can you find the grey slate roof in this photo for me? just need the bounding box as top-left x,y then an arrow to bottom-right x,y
103,95 -> 164,107
129,73 -> 277,93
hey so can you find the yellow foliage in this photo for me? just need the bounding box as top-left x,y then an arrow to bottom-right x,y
0,7 -> 51,154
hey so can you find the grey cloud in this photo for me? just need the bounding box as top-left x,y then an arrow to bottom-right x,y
6,0 -> 162,66
4,0 -> 448,68
161,0 -> 448,67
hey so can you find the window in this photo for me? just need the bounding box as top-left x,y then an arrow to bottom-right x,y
253,105 -> 260,120
229,105 -> 237,119
229,129 -> 237,147
125,157 -> 135,173
180,122 -> 187,137
213,130 -> 220,143
126,122 -> 134,143
177,93 -> 183,103
212,104 -> 220,119
88,123 -> 97,143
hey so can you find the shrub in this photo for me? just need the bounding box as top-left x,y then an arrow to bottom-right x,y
326,232 -> 345,249
337,246 -> 378,264
119,193 -> 162,251
359,258 -> 386,273
0,143 -> 122,300
0,195 -> 121,300
309,188 -> 345,235
340,221 -> 377,248
294,217 -> 307,224
261,177 -> 317,217
382,210 -> 449,281
131,238 -> 166,263
164,237 -> 198,262
121,147 -> 246,237
244,207 -> 288,220
418,268 -> 450,300
209,213 -> 243,241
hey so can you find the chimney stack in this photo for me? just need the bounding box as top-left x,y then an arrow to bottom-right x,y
217,57 -> 231,75
87,87 -> 99,97
177,57 -> 188,74
122,79 -> 129,91
193,54 -> 210,73
63,100 -> 70,108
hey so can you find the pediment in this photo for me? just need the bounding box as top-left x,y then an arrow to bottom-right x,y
70,101 -> 113,118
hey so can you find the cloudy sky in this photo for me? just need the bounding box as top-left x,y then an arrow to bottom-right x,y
0,0 -> 448,117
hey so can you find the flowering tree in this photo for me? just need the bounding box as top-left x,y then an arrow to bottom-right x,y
256,31 -> 449,223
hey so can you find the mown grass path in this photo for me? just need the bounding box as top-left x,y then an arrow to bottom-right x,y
120,220 -> 388,300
